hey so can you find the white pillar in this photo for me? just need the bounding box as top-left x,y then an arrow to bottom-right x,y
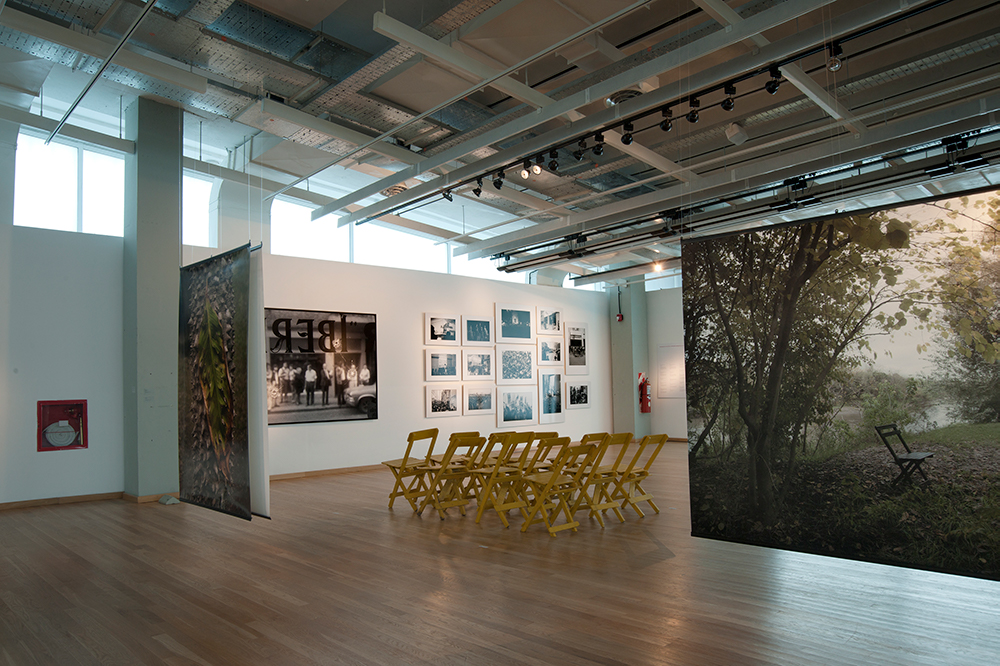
609,280 -> 651,437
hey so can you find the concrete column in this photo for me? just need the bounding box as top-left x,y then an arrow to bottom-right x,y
210,178 -> 268,255
0,120 -> 18,472
609,280 -> 651,437
123,98 -> 182,499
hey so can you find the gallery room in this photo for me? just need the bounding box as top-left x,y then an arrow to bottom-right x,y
1,0 -> 999,663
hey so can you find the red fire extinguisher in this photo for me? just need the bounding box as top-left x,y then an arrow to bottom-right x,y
638,372 -> 651,413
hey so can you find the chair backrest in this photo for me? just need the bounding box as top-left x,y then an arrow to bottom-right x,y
403,428 -> 439,466
618,434 -> 666,479
437,435 -> 486,470
875,423 -> 912,459
603,432 -> 635,472
635,434 -> 668,474
548,440 -> 597,485
509,431 -> 536,470
476,432 -> 512,467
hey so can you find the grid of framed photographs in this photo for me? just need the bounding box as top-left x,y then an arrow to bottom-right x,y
423,305 -> 589,422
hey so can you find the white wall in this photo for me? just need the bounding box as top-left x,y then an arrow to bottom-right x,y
646,286 -> 688,439
0,227 -> 125,503
262,254 -> 613,475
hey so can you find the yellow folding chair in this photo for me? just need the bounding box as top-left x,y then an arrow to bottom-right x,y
381,428 -> 438,511
429,431 -> 480,465
612,434 -> 668,518
472,434 -> 530,528
418,435 -> 486,519
570,433 -> 622,527
520,439 -> 597,536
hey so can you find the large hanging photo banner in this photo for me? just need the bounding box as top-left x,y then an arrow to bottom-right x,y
683,195 -> 1000,580
265,309 -> 377,424
179,246 -> 252,521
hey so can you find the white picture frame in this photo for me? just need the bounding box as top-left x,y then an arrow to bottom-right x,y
462,349 -> 495,381
566,381 -> 590,410
461,315 -> 493,346
537,337 -> 563,366
426,385 -> 461,418
536,306 -> 562,335
497,386 -> 538,429
564,322 -> 589,375
424,313 -> 460,346
496,344 -> 535,385
495,303 -> 535,344
538,371 -> 565,425
463,385 -> 496,416
425,348 -> 460,382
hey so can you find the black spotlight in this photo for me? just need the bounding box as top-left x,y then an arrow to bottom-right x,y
473,178 -> 483,197
573,150 -> 584,162
594,132 -> 604,144
686,98 -> 700,124
442,190 -> 453,202
621,122 -> 634,145
827,43 -> 843,72
593,143 -> 604,156
549,159 -> 559,171
493,172 -> 504,190
765,67 -> 781,95
659,108 -> 672,132
721,84 -> 736,111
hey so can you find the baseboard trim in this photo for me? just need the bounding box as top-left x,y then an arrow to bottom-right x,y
123,492 -> 180,504
270,464 -> 382,481
0,491 -> 124,512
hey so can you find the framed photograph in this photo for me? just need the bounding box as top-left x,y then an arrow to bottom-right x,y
461,315 -> 493,346
266,308 -> 377,425
566,381 -> 590,409
496,303 -> 535,344
537,337 -> 562,366
463,385 -> 496,416
497,386 -> 538,429
424,313 -> 459,346
425,348 -> 460,381
538,372 -> 565,425
564,322 -> 589,375
37,400 -> 88,451
462,349 -> 495,381
426,385 -> 461,418
536,307 -> 562,335
496,344 -> 535,385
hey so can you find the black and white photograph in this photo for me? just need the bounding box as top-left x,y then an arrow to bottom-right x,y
463,385 -> 495,416
425,385 -> 460,418
425,349 -> 459,381
536,307 -> 562,335
496,303 -> 534,344
496,344 -> 535,385
424,313 -> 459,346
266,308 -> 377,424
566,381 -> 590,410
461,315 -> 493,346
462,349 -> 495,381
497,386 -> 538,429
537,337 -> 562,366
564,322 -> 589,375
538,372 -> 564,425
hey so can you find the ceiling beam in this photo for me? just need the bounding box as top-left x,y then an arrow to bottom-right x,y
691,0 -> 866,135
0,6 -> 207,94
322,0 -> 844,224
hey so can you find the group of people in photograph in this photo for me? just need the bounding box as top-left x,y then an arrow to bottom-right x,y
267,358 -> 371,409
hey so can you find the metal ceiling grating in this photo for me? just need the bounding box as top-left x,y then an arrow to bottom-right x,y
7,0 -> 107,29
207,1 -> 314,61
296,39 -> 371,83
156,0 -> 199,18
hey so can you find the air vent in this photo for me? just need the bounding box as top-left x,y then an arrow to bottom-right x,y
381,184 -> 408,197
604,89 -> 643,107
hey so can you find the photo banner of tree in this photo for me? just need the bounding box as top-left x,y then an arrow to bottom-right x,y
179,245 -> 252,521
683,193 -> 1000,580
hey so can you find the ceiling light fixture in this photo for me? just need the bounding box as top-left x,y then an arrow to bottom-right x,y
472,178 -> 483,197
621,122 -> 634,145
532,163 -> 542,175
765,67 -> 782,95
548,150 -> 559,171
827,43 -> 844,72
520,159 -> 531,179
593,132 -> 605,156
686,98 -> 700,123
659,108 -> 672,132
442,190 -> 453,202
493,172 -> 504,190
721,84 -> 736,112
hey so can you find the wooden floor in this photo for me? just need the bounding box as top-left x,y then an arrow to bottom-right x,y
2,442 -> 998,665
